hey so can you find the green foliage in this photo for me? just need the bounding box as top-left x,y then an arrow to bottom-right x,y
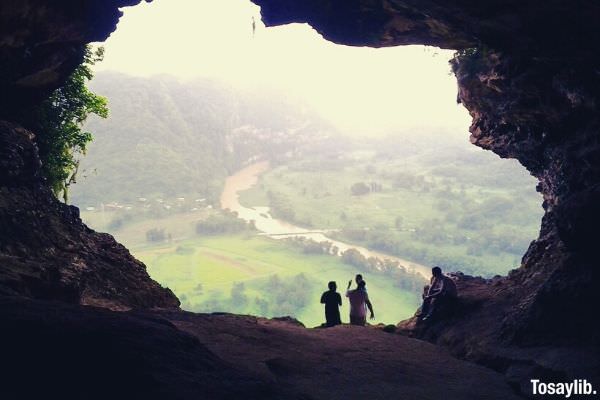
285,237 -> 339,256
240,138 -> 543,277
230,282 -> 248,308
263,273 -> 311,316
350,181 -> 383,195
175,245 -> 195,255
107,212 -> 133,231
195,210 -> 253,235
451,47 -> 490,76
135,233 -> 420,326
35,46 -> 108,202
453,47 -> 479,60
70,72 -> 332,206
146,228 -> 166,243
267,190 -> 296,222
283,237 -> 425,292
350,182 -> 371,196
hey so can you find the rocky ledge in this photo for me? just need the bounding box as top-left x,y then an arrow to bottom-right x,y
397,273 -> 600,394
0,296 -> 521,400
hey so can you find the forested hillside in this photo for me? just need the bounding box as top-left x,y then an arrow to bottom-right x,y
71,72 -> 332,206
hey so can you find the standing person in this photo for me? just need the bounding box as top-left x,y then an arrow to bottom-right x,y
346,279 -> 375,326
355,274 -> 367,292
320,281 -> 342,327
420,266 -> 457,322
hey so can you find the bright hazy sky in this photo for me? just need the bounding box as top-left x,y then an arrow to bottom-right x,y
96,0 -> 471,136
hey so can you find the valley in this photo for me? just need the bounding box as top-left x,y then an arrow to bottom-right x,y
77,72 -> 543,327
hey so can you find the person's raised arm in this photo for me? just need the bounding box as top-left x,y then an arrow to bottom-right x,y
365,293 -> 375,320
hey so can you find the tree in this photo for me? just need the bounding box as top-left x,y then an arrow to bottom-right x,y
394,216 -> 404,230
146,228 -> 166,243
34,46 -> 108,202
254,297 -> 269,315
230,282 -> 248,308
350,182 -> 371,196
195,211 -> 250,235
341,248 -> 367,268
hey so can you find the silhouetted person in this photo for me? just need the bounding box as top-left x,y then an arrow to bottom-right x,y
419,266 -> 457,322
346,279 -> 374,326
320,281 -> 342,327
355,273 -> 367,292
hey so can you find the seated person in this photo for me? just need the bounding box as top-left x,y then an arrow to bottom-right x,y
419,266 -> 457,322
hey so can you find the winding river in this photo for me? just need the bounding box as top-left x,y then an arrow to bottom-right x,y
220,161 -> 431,279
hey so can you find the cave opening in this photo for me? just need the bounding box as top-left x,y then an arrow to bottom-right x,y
2,0 -> 599,394
68,0 -> 543,327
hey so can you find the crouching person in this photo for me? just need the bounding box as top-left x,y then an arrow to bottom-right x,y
419,266 -> 457,322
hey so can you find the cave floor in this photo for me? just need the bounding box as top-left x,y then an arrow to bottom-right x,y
1,297 -> 520,400
161,310 -> 521,400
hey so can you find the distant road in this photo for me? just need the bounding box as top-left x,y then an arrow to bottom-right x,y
220,162 -> 431,279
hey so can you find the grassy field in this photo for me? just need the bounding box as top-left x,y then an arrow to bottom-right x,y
239,148 -> 543,277
78,137 -> 541,325
82,210 -> 420,327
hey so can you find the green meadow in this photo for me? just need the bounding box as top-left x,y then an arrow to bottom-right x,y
239,147 -> 542,277
82,210 -> 421,327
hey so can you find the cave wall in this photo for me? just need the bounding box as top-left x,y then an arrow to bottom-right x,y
252,0 -> 600,346
452,48 -> 600,345
0,117 -> 178,309
0,0 -> 148,120
0,0 -> 599,346
0,0 -> 179,309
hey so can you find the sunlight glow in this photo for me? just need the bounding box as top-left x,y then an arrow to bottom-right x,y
96,0 -> 470,136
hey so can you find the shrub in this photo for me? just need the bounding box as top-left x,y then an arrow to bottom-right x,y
196,211 -> 250,235
146,228 -> 166,242
350,182 -> 370,196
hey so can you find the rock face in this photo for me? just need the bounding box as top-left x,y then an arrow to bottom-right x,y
0,0 -> 148,120
251,0 -> 600,55
252,0 -> 600,349
0,120 -> 179,309
450,49 -> 600,346
396,272 -> 600,394
0,0 -> 179,309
